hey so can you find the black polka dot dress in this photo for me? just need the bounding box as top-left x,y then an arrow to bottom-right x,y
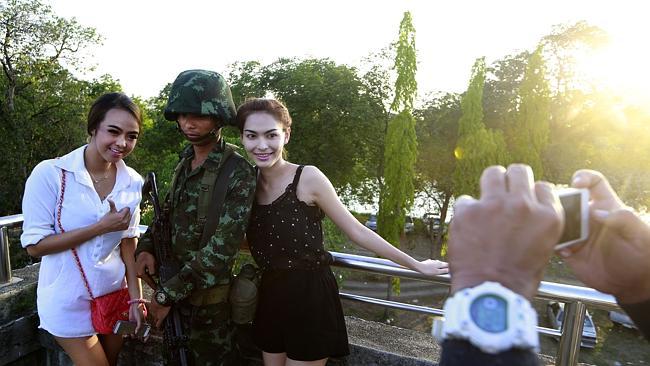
247,166 -> 350,361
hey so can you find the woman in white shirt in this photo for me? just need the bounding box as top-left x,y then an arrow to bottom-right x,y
21,92 -> 145,366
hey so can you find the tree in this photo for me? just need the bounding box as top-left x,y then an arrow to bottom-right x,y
377,11 -> 418,293
483,51 -> 530,132
377,12 -> 418,245
453,57 -> 508,197
0,0 -> 105,215
358,47 -> 394,198
506,45 -> 551,178
0,0 -> 101,113
414,92 -> 461,255
541,21 -> 608,96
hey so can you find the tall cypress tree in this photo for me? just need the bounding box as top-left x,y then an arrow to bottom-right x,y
453,57 -> 508,197
377,12 -> 418,293
507,45 -> 550,178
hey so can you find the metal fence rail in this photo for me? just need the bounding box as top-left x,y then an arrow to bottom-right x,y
1,215 -> 622,366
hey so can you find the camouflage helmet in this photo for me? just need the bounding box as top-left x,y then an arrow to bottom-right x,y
164,69 -> 236,126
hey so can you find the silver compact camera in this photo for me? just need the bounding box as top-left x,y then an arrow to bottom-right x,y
555,188 -> 589,250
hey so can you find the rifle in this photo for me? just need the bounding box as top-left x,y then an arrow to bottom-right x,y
142,172 -> 189,366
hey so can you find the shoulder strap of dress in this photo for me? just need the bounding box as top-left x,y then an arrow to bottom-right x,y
291,165 -> 305,188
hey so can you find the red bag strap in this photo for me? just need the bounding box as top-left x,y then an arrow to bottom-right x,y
57,169 -> 96,300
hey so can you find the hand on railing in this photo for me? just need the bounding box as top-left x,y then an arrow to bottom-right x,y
415,259 -> 449,276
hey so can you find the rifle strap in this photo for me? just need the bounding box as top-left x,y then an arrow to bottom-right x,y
168,152 -> 188,212
198,143 -> 243,247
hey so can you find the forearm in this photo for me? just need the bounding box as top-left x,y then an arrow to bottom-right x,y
352,227 -> 421,271
121,237 -> 143,300
26,222 -> 105,257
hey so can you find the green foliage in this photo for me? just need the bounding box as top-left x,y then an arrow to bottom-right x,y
126,84 -> 184,198
322,217 -> 347,253
414,93 -> 461,252
390,12 -> 417,113
378,110 -> 417,246
378,12 -> 419,294
0,0 -> 107,215
506,45 -> 550,178
544,91 -> 650,208
453,57 -> 509,197
415,93 -> 461,204
378,11 -> 418,247
483,51 -> 530,132
0,0 -> 102,112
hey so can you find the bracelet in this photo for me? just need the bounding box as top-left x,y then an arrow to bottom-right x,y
128,298 -> 149,305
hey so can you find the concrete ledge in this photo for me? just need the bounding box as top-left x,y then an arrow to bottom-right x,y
344,316 -> 438,365
0,264 -> 38,325
0,312 -> 40,365
4,263 -> 589,366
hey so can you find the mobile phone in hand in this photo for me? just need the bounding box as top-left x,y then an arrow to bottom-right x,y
554,188 -> 589,250
113,320 -> 151,338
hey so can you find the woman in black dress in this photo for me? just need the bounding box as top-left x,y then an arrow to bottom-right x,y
237,98 -> 448,366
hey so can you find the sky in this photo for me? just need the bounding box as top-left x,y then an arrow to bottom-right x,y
48,0 -> 650,102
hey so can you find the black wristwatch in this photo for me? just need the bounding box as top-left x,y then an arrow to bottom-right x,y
154,289 -> 172,306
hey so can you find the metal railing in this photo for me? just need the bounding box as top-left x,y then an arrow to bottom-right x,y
0,214 -> 622,365
331,252 -> 621,365
0,214 -> 24,284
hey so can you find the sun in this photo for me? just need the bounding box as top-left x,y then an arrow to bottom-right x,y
572,27 -> 650,107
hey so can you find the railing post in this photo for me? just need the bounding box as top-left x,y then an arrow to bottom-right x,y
555,301 -> 586,366
1,225 -> 12,284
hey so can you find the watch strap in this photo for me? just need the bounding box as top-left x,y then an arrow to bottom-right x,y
441,281 -> 539,354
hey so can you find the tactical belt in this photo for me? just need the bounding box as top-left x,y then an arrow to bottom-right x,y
188,284 -> 231,307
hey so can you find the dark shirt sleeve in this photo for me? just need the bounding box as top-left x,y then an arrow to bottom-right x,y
440,340 -> 540,366
619,298 -> 650,341
161,160 -> 256,301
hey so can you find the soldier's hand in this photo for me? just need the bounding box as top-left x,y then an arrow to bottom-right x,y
148,298 -> 171,328
97,199 -> 131,234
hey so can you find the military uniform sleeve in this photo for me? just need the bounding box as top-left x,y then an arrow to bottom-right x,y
161,159 -> 256,301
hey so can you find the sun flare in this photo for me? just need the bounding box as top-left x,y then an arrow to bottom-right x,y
572,28 -> 650,107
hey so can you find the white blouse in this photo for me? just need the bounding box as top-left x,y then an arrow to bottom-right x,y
21,145 -> 143,337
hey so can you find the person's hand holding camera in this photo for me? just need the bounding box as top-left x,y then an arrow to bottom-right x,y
561,169 -> 650,304
448,164 -> 564,300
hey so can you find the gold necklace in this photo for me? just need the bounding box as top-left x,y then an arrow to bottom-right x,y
89,169 -> 111,184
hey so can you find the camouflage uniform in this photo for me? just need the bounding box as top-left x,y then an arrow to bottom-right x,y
136,70 -> 256,365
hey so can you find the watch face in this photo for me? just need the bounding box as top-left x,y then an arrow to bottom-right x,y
470,294 -> 507,333
155,290 -> 167,305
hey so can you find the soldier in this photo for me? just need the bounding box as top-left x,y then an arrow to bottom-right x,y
135,70 -> 256,365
